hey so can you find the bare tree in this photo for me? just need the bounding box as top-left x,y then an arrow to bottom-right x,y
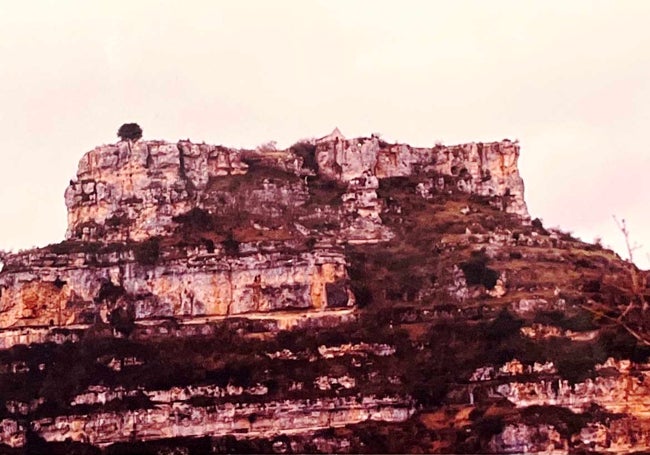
582,217 -> 649,345
612,216 -> 646,321
613,216 -> 642,263
256,140 -> 277,154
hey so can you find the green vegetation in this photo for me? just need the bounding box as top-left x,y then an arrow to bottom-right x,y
460,249 -> 499,289
117,123 -> 142,142
289,140 -> 318,172
133,237 -> 160,265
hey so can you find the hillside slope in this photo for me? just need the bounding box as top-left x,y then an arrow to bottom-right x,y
0,130 -> 648,454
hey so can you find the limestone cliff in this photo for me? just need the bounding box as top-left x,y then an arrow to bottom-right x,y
64,132 -> 528,244
0,128 -> 648,454
64,140 -> 248,242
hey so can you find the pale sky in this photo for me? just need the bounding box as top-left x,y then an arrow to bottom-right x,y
1,1 -> 649,268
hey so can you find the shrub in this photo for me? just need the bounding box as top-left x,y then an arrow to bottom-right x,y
222,231 -> 240,256
484,309 -> 523,341
200,237 -> 215,253
351,284 -> 373,308
172,207 -> 214,232
531,217 -> 549,235
95,280 -> 125,304
105,214 -> 131,228
460,250 -> 499,289
109,306 -> 136,337
133,237 -> 161,265
117,123 -> 143,141
290,140 -> 318,172
582,278 -> 601,293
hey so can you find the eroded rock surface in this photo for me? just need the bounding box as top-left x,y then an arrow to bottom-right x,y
65,141 -> 248,242
0,245 -> 351,329
65,133 -> 528,244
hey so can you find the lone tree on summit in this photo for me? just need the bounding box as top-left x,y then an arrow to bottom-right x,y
117,123 -> 143,141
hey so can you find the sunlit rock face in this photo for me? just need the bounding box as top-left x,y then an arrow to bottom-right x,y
20,397 -> 414,447
65,140 -> 248,242
316,133 -> 529,219
0,246 -> 352,329
65,133 -> 529,245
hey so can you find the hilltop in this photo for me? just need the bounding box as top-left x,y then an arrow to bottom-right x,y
0,128 -> 648,453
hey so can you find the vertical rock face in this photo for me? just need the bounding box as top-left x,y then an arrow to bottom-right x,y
65,140 -> 248,242
341,173 -> 393,244
0,247 -> 352,329
315,133 -> 528,219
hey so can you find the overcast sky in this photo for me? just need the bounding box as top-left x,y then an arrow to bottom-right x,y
1,0 -> 649,268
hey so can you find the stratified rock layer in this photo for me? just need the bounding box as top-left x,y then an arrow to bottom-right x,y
316,135 -> 527,218
0,245 -> 351,329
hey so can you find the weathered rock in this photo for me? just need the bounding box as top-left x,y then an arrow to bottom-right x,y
0,246 -> 352,328
65,134 -> 528,245
2,130 -> 642,453
65,140 -> 248,242
496,362 -> 650,417
489,423 -> 567,454
22,396 -> 413,447
316,135 -> 529,219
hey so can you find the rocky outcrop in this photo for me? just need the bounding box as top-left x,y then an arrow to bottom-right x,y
489,423 -> 566,454
2,396 -> 413,448
316,133 -> 528,219
2,132 -> 529,331
0,245 -> 352,329
341,173 -> 392,244
65,140 -> 248,242
471,358 -> 650,453
64,134 -> 528,245
495,359 -> 650,417
489,418 -> 650,454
